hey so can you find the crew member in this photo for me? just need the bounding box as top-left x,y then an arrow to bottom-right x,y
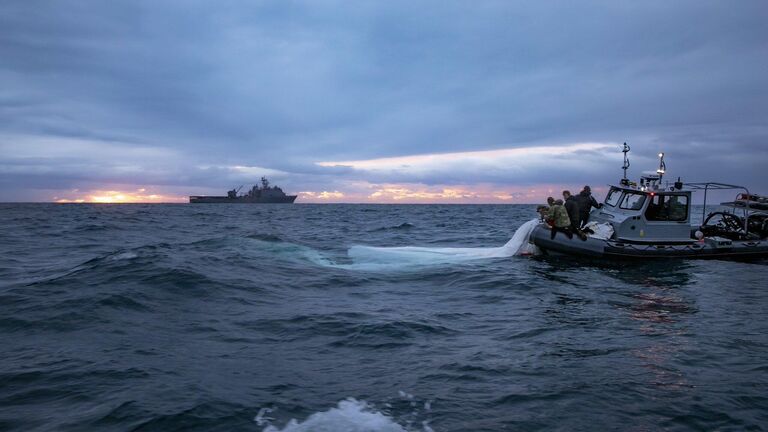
549,199 -> 573,239
543,197 -> 556,226
575,185 -> 602,227
563,190 -> 587,240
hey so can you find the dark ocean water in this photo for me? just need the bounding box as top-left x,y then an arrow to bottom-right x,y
1,203 -> 767,432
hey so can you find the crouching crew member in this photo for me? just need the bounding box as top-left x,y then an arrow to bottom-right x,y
549,199 -> 573,239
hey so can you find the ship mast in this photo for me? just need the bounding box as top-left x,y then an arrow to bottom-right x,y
656,152 -> 666,183
621,142 -> 631,184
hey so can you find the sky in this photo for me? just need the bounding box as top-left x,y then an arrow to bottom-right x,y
1,1 -> 767,203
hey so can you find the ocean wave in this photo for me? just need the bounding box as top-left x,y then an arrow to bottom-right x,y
139,268 -> 219,296
21,248 -> 153,288
329,320 -> 455,349
96,293 -> 151,311
370,222 -> 415,232
246,233 -> 284,242
71,223 -> 123,233
96,400 -> 249,431
260,398 -> 434,432
0,312 -> 106,333
237,314 -> 454,348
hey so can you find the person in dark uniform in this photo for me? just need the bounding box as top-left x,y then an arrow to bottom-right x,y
575,185 -> 602,227
563,190 -> 587,240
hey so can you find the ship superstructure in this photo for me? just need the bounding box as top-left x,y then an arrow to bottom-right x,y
189,177 -> 297,204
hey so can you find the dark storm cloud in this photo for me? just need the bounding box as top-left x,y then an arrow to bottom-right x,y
1,0 -> 767,200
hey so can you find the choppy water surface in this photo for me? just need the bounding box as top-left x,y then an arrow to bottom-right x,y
1,203 -> 767,431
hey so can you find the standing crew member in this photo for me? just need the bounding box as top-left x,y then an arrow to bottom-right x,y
575,185 -> 602,227
563,190 -> 587,240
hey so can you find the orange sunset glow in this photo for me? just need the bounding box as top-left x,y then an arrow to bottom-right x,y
54,188 -> 186,204
295,183 -> 592,204
50,183 -> 605,204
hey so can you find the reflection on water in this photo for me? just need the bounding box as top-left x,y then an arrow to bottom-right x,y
630,292 -> 695,324
612,261 -> 697,393
631,342 -> 693,391
536,256 -> 700,393
628,286 -> 694,390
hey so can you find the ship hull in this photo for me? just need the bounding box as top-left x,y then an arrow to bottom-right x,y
530,224 -> 768,260
189,195 -> 297,204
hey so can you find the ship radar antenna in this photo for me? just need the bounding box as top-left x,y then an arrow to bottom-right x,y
621,142 -> 631,180
656,152 -> 666,182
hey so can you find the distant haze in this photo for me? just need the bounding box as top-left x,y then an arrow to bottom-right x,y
1,1 -> 767,203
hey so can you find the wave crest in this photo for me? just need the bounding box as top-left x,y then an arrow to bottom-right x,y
261,398 -> 432,432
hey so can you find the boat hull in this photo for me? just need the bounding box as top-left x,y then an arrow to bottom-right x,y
189,195 -> 297,204
530,224 -> 768,259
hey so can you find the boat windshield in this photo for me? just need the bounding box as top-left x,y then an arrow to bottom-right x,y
605,188 -> 622,207
645,194 -> 689,221
619,191 -> 647,210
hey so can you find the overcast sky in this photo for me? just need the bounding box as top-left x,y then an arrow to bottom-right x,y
1,1 -> 767,203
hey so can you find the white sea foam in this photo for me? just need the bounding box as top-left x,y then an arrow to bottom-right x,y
261,398 -> 413,432
255,407 -> 275,426
107,251 -> 139,261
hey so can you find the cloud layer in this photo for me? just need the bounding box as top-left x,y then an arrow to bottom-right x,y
1,1 -> 767,202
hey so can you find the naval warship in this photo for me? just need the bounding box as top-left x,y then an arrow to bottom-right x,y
189,177 -> 297,203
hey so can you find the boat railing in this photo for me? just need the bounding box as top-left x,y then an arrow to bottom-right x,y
685,182 -> 752,234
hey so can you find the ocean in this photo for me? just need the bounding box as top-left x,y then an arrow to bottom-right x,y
1,203 -> 767,431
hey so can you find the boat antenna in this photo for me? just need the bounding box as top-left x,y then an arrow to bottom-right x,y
621,142 -> 631,180
656,152 -> 666,182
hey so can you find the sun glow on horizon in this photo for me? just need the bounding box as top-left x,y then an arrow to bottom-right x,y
294,183 -> 589,204
55,188 -> 186,203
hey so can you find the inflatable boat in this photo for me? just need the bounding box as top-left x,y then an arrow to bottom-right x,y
530,145 -> 768,260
